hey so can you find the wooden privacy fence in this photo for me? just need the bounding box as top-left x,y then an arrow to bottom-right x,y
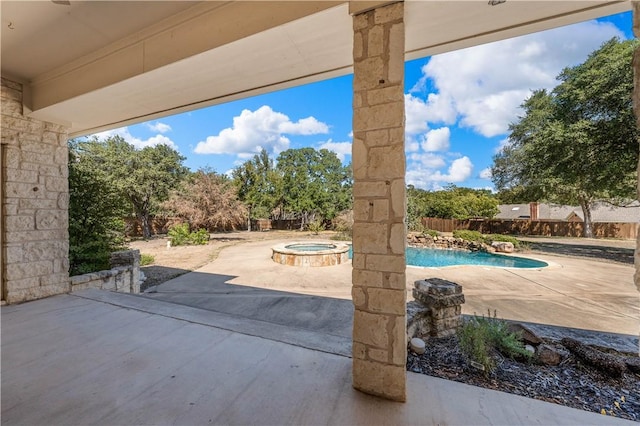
125,217 -> 323,236
250,219 -> 302,231
421,217 -> 639,239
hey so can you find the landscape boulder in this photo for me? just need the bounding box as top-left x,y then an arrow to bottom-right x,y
536,344 -> 563,366
507,323 -> 542,346
492,241 -> 515,253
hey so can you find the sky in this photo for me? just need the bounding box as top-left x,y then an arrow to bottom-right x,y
92,11 -> 634,191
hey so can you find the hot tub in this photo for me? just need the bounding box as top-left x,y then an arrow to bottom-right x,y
271,241 -> 350,266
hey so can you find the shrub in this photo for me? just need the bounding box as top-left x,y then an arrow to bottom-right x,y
168,223 -> 209,246
458,318 -> 495,374
307,220 -> 325,235
140,254 -> 155,266
68,140 -> 128,276
331,210 -> 353,241
452,230 -> 485,243
408,220 -> 439,236
189,228 -> 210,245
423,228 -> 439,237
168,223 -> 191,246
458,311 -> 532,376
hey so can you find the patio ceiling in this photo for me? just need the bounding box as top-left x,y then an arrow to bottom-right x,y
0,0 -> 631,136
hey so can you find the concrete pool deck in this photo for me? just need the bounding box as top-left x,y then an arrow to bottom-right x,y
145,238 -> 639,341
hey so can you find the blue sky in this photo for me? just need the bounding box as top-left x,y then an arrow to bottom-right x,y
93,11 -> 633,191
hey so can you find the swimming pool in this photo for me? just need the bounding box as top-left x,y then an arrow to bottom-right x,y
349,246 -> 548,269
406,247 -> 547,268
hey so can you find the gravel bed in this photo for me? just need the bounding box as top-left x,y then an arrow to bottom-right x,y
407,336 -> 640,421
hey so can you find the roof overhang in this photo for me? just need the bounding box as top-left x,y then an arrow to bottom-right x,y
0,0 -> 631,137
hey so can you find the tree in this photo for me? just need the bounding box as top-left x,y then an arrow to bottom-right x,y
75,136 -> 188,238
68,140 -> 128,275
492,38 -> 639,237
408,185 -> 498,229
232,149 -> 279,231
275,147 -> 352,229
163,170 -> 248,231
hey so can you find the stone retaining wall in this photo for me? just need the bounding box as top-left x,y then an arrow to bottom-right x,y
408,232 -> 495,252
70,250 -> 141,294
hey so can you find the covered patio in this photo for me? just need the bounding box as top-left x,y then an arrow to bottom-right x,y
1,289 -> 635,425
1,0 -> 638,410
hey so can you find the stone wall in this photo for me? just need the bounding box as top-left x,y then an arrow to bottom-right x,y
351,2 -> 407,402
1,77 -> 70,303
408,232 -> 497,252
407,278 -> 465,340
70,250 -> 141,294
633,1 -> 640,294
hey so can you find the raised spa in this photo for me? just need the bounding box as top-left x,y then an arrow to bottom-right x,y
272,241 -> 350,266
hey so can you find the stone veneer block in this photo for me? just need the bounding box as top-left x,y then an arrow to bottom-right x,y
352,359 -> 406,401
351,1 -> 406,402
634,4 -> 640,294
2,77 -> 70,303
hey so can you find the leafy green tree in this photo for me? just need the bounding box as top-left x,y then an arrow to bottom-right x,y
275,147 -> 351,229
408,185 -> 498,226
492,38 -> 639,237
68,140 -> 128,275
232,149 -> 279,230
75,136 -> 188,239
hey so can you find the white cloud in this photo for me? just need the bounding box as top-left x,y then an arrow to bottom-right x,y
405,93 -> 456,135
92,127 -> 179,151
406,156 -> 474,189
194,105 -> 329,156
439,156 -> 474,182
145,122 -> 172,133
421,127 -> 450,152
409,153 -> 446,169
412,20 -> 623,137
479,168 -> 492,179
405,138 -> 420,153
318,139 -> 352,162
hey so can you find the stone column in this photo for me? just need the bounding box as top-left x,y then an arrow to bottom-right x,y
633,2 -> 640,355
351,1 -> 407,401
1,77 -> 70,303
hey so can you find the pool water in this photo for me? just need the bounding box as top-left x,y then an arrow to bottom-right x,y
284,243 -> 337,252
348,246 -> 548,269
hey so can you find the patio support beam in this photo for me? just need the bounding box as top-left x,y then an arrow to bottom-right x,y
351,1 -> 407,401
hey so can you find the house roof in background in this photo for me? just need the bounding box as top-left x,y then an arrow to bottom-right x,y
496,202 -> 640,223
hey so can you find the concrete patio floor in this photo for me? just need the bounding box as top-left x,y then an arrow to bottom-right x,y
1,290 -> 636,425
